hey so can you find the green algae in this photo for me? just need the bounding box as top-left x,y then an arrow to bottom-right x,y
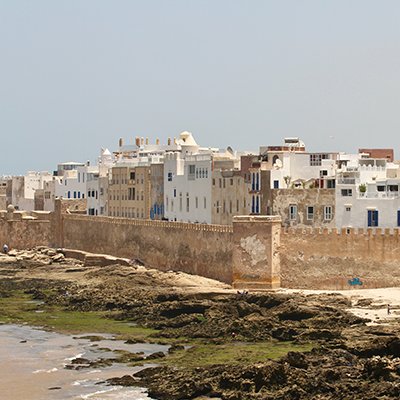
0,291 -> 158,340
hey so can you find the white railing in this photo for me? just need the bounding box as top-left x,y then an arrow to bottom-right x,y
358,192 -> 400,199
338,178 -> 356,184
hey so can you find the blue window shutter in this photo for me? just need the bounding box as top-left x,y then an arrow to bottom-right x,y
368,210 -> 372,227
398,210 -> 400,227
374,210 -> 378,227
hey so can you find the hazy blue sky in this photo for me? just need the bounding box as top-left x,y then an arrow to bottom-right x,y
1,1 -> 400,174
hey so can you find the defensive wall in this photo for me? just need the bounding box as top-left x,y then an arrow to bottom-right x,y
1,202 -> 400,290
62,214 -> 234,284
280,227 -> 400,289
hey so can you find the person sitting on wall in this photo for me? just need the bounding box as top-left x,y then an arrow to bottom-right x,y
2,244 -> 9,254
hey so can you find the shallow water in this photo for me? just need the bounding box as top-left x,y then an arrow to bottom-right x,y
0,324 -> 165,399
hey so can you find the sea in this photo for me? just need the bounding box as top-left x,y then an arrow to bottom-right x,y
0,324 -> 168,399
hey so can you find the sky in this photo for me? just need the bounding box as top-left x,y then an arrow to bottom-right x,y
1,0 -> 400,175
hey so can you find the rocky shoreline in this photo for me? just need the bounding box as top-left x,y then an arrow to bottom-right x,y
1,247 -> 400,399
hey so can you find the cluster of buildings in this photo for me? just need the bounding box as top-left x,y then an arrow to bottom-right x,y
1,131 -> 399,230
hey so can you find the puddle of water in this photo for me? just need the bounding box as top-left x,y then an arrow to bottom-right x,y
0,324 -> 158,400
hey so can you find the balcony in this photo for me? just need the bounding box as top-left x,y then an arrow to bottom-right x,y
358,191 -> 400,199
338,178 -> 356,185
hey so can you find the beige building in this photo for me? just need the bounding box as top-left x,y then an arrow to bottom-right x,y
108,163 -> 164,220
271,188 -> 335,228
211,155 -> 252,225
0,177 -> 11,210
212,169 -> 250,225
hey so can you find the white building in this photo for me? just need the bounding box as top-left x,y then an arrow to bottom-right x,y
11,171 -> 54,211
164,132 -> 218,224
335,154 -> 400,229
86,149 -> 114,216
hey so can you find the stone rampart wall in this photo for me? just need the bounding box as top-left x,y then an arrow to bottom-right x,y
0,219 -> 53,249
2,205 -> 400,290
62,214 -> 233,283
280,227 -> 400,289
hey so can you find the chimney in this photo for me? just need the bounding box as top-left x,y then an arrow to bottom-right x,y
145,137 -> 149,145
167,137 -> 171,146
173,137 -> 177,144
141,137 -> 144,145
156,138 -> 160,145
135,136 -> 140,147
119,138 -> 123,147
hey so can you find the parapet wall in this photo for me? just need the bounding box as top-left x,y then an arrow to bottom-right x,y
280,227 -> 400,289
62,214 -> 233,283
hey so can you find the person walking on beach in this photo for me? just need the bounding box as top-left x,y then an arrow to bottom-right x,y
387,304 -> 391,315
2,244 -> 8,254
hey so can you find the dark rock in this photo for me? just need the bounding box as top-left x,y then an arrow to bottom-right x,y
146,351 -> 166,360
168,344 -> 185,353
106,375 -> 136,386
283,351 -> 308,369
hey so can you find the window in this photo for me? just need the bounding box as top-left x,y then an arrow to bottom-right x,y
273,180 -> 279,189
345,206 -> 351,212
204,197 -> 206,209
128,187 -> 135,200
130,172 -> 135,180
230,179 -> 233,186
212,178 -> 215,186
216,201 -> 220,213
320,170 -> 328,177
307,206 -> 314,220
251,195 -> 260,214
398,210 -> 400,227
324,206 -> 333,221
173,189 -> 176,197
229,200 -> 232,214
237,199 -> 239,212
195,197 -> 198,208
341,189 -> 353,197
327,180 -> 335,189
223,179 -> 226,188
289,204 -> 297,220
188,165 -> 196,180
219,179 -> 222,188
368,210 -> 378,227
310,153 -> 328,166
167,172 -> 173,182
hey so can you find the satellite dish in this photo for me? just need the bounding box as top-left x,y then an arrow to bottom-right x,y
274,159 -> 283,169
227,146 -> 234,155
